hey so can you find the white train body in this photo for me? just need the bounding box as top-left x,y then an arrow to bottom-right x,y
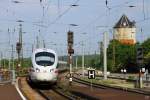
29,48 -> 58,83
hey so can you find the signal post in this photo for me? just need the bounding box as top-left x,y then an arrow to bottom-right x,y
67,31 -> 74,85
136,46 -> 144,88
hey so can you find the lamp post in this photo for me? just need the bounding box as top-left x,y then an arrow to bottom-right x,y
139,67 -> 145,88
121,68 -> 127,79
75,54 -> 78,70
81,41 -> 84,77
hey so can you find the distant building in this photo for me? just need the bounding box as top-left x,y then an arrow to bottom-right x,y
113,14 -> 136,45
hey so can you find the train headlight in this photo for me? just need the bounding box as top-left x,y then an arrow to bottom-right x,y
36,68 -> 40,72
50,69 -> 54,72
55,69 -> 58,74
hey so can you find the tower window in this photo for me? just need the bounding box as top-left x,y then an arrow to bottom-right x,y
123,22 -> 126,26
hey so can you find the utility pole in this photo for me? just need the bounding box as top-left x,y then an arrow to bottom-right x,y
0,52 -> 2,68
11,45 -> 14,70
4,53 -> 5,68
113,32 -> 115,71
103,32 -> 107,80
43,40 -> 46,48
36,36 -> 39,48
19,24 -> 22,47
75,55 -> 78,69
100,42 -> 103,70
32,44 -> 34,52
19,24 -> 23,67
16,24 -> 22,68
67,31 -> 74,85
69,54 -> 72,76
9,56 -> 11,70
8,28 -> 10,45
82,41 -> 85,77
136,46 -> 144,88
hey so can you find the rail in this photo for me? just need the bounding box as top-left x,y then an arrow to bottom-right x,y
73,76 -> 150,96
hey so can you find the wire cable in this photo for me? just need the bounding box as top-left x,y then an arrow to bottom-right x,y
77,0 -> 137,34
47,0 -> 80,28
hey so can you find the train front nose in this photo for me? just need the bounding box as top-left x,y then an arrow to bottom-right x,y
34,72 -> 58,82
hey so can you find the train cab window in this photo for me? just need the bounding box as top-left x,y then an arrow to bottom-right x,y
35,52 -> 55,66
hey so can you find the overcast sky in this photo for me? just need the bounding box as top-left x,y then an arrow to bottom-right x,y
0,0 -> 150,58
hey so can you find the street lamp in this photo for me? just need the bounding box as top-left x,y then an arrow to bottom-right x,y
68,24 -> 78,31
16,20 -> 24,23
128,5 -> 136,8
121,68 -> 127,79
12,1 -> 23,3
69,24 -> 78,27
139,67 -> 146,88
71,4 -> 79,7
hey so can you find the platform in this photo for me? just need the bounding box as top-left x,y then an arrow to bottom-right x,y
0,84 -> 22,100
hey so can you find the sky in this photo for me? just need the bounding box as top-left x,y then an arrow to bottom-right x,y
0,0 -> 150,58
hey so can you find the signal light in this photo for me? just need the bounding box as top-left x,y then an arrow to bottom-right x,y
55,69 -> 58,74
67,31 -> 73,44
136,47 -> 143,65
16,42 -> 22,53
36,68 -> 40,72
68,48 -> 74,54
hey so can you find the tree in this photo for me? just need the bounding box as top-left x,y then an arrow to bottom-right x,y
142,38 -> 150,71
107,40 -> 137,72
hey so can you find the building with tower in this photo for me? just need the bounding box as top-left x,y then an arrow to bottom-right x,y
113,14 -> 136,45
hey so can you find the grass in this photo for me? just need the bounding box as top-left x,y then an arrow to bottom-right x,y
80,77 -> 135,89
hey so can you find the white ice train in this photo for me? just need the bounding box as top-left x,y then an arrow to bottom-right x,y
29,48 -> 59,84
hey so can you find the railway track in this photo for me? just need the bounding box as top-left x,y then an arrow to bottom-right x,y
73,76 -> 107,89
18,73 -> 150,100
72,76 -> 150,96
35,88 -> 68,100
25,70 -> 85,100
19,68 -> 82,100
26,75 -> 77,100
35,85 -> 81,100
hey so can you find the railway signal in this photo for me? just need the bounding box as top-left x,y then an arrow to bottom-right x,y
68,47 -> 74,54
67,31 -> 73,44
136,46 -> 144,88
136,47 -> 143,65
16,42 -> 22,68
16,42 -> 22,54
67,31 -> 74,85
16,24 -> 23,69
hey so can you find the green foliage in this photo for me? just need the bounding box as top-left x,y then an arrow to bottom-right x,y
22,58 -> 32,68
142,38 -> 150,56
142,38 -> 150,70
128,76 -> 134,80
107,40 -> 137,72
73,54 -> 101,70
105,38 -> 150,72
0,58 -> 32,69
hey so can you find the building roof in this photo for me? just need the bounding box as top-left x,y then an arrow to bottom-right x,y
114,14 -> 135,28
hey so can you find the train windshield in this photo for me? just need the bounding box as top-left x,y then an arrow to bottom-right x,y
35,52 -> 55,66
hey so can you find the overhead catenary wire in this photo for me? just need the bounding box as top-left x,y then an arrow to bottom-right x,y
142,0 -> 146,20
1,0 -> 150,57
47,0 -> 80,28
58,0 -> 60,15
77,0 -> 137,35
105,0 -> 110,10
74,0 -> 139,55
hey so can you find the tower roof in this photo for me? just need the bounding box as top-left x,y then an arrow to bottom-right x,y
114,14 -> 135,28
